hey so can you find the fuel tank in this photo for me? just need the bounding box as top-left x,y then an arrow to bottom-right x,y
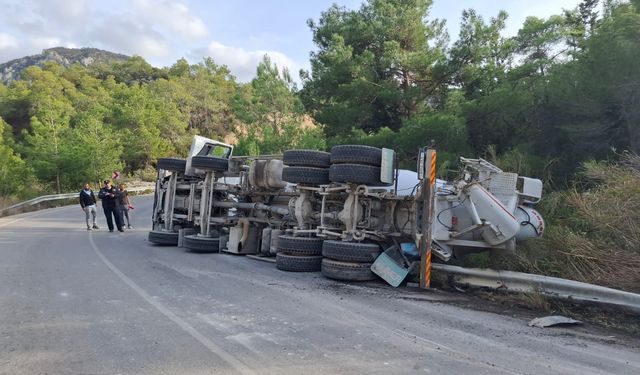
249,159 -> 287,189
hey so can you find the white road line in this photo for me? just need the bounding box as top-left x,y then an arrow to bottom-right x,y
0,218 -> 23,228
88,233 -> 256,375
0,206 -> 68,227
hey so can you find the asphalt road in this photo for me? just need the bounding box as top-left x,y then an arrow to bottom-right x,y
1,196 -> 639,375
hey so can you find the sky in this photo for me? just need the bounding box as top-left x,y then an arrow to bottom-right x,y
0,0 -> 582,82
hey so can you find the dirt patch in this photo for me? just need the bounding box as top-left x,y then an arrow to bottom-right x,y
437,285 -> 640,347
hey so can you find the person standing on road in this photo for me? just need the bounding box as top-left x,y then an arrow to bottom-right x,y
98,180 -> 124,232
79,183 -> 99,230
116,183 -> 133,229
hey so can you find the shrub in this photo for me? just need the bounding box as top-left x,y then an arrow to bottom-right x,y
133,166 -> 158,182
516,153 -> 640,292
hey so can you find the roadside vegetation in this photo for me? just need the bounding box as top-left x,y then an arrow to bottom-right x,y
467,153 -> 640,293
517,153 -> 640,292
1,0 -> 639,291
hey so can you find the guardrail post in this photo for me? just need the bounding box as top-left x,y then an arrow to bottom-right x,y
419,149 -> 437,289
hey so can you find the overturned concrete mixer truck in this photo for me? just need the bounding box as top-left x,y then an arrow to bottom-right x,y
148,136 -> 545,283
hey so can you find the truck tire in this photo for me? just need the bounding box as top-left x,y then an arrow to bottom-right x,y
329,164 -> 389,186
322,240 -> 381,263
282,166 -> 330,185
183,234 -> 220,253
277,235 -> 323,256
191,156 -> 229,172
157,158 -> 186,172
283,150 -> 331,168
276,253 -> 322,272
330,145 -> 382,166
321,258 -> 376,281
148,230 -> 178,246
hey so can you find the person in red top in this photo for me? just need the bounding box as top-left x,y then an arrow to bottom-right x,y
116,183 -> 133,229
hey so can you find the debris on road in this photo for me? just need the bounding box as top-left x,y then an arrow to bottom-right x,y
528,315 -> 582,328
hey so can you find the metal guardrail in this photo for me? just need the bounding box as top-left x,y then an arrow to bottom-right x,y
432,263 -> 640,314
0,184 -> 155,217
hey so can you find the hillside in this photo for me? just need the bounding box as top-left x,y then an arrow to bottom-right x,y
0,47 -> 129,83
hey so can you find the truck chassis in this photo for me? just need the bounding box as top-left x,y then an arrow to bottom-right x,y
148,136 -> 545,282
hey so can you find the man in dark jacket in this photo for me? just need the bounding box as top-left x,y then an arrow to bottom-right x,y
98,180 -> 124,232
79,182 -> 99,230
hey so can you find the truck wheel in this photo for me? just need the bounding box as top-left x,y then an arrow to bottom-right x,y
157,158 -> 186,172
322,240 -> 381,263
330,145 -> 382,166
277,235 -> 323,256
183,234 -> 220,253
276,253 -> 322,272
283,150 -> 331,168
148,230 -> 178,246
191,156 -> 229,172
329,164 -> 389,186
321,258 -> 376,281
282,166 -> 330,185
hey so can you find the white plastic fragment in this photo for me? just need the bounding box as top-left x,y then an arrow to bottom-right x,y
528,315 -> 582,328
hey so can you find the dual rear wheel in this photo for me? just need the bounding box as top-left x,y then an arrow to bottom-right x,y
275,235 -> 381,281
281,145 -> 391,186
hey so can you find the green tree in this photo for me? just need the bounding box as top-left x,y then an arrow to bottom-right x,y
182,58 -> 238,139
0,79 -> 32,136
168,58 -> 191,78
21,66 -> 76,193
248,55 -> 303,135
563,0 -> 600,56
92,56 -> 167,84
448,10 -> 514,99
0,118 -> 36,199
146,78 -> 192,152
65,107 -> 123,186
512,15 -> 568,77
110,84 -> 173,170
544,2 -> 640,157
235,55 -> 303,133
234,55 -> 324,155
301,0 -> 447,137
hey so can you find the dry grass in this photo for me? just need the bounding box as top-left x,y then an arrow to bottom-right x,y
517,290 -> 555,312
471,288 -> 640,334
0,197 -> 19,213
453,155 -> 640,326
517,153 -> 640,292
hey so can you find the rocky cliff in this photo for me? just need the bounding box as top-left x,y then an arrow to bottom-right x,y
0,47 -> 129,83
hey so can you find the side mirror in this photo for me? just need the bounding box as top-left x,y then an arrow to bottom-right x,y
417,149 -> 426,180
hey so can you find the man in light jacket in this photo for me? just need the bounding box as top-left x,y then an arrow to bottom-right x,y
79,182 -> 99,230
